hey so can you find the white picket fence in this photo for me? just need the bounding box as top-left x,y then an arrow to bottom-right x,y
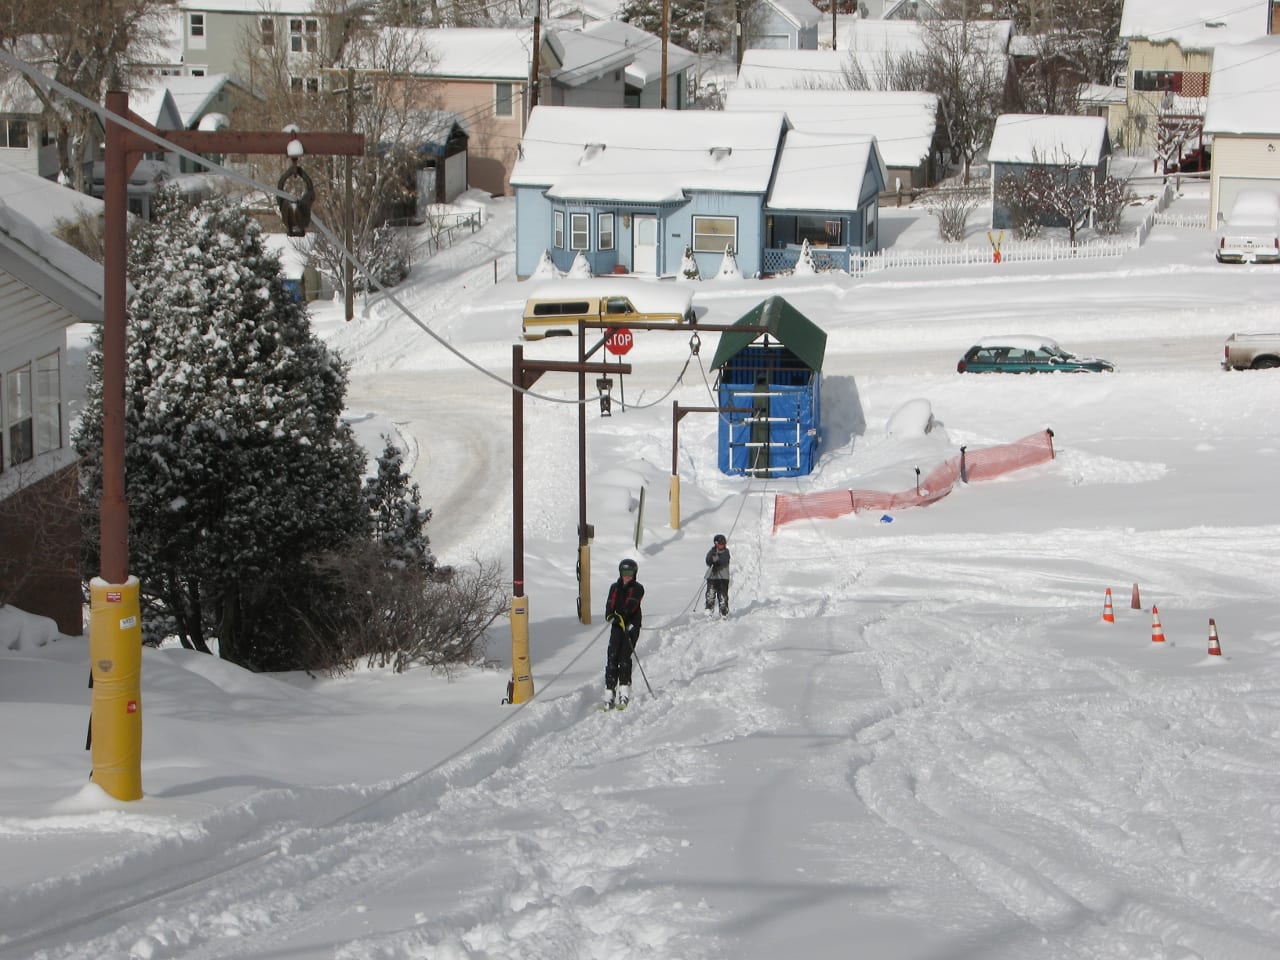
850,236 -> 1135,276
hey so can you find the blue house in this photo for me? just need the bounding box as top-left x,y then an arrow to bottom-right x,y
510,105 -> 886,278
987,114 -> 1112,231
709,296 -> 826,478
751,0 -> 822,51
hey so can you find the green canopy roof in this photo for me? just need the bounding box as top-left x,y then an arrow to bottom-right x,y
709,295 -> 827,372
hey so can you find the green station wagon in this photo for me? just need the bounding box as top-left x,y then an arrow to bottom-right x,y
957,337 -> 1115,374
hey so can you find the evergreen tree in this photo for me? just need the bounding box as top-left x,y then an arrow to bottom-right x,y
364,436 -> 434,572
618,0 -> 735,56
76,190 -> 368,671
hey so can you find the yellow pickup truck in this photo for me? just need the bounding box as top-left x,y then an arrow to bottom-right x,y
522,279 -> 696,340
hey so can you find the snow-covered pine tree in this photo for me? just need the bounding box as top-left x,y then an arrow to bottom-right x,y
617,0 -> 736,56
76,189 -> 368,671
364,435 -> 434,572
715,243 -> 742,279
679,245 -> 701,281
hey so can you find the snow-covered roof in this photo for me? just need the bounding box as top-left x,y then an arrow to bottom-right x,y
1119,0 -> 1272,50
0,171 -> 103,231
768,130 -> 884,211
987,114 -> 1109,166
839,18 -> 1013,58
177,0 -> 362,13
764,0 -> 823,31
510,105 -> 787,201
544,29 -> 635,87
154,74 -> 240,128
0,198 -> 104,324
127,87 -> 184,130
381,28 -> 532,80
737,49 -> 850,89
724,87 -> 937,167
1203,37 -> 1280,135
1077,83 -> 1128,107
578,20 -> 697,85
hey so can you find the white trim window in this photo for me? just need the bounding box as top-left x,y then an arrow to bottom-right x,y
290,18 -> 319,54
554,210 -> 564,249
290,76 -> 321,94
495,82 -> 514,118
3,352 -> 62,469
692,215 -> 737,253
188,13 -> 207,50
1,118 -> 29,149
598,213 -> 615,251
570,213 -> 589,250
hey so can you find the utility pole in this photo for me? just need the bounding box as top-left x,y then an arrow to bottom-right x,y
94,90 -> 363,800
661,0 -> 670,108
344,67 -> 355,321
531,2 -> 542,108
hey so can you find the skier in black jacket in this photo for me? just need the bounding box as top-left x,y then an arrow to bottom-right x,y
603,558 -> 644,709
705,533 -> 730,618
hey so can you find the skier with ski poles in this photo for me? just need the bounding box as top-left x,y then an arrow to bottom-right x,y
603,558 -> 644,710
705,533 -> 730,618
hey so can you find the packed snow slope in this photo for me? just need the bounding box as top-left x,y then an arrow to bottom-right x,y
2,187 -> 1279,960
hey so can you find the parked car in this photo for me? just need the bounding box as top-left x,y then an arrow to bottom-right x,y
1223,332 -> 1280,370
957,337 -> 1115,373
1215,189 -> 1280,264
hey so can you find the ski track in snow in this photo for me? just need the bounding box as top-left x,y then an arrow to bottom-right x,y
9,202 -> 1280,959
11,525 -> 1279,959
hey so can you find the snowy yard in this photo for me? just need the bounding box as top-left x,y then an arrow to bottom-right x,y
2,174 -> 1279,960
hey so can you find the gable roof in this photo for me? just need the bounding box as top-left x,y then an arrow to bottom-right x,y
543,29 -> 635,86
1203,37 -> 1280,134
156,74 -> 244,128
724,87 -> 937,167
768,130 -> 886,211
737,49 -> 850,89
710,296 -> 827,373
380,27 -> 532,81
987,114 -> 1109,166
1118,0 -> 1271,50
763,0 -> 823,31
579,20 -> 697,84
510,105 -> 788,201
0,201 -> 104,325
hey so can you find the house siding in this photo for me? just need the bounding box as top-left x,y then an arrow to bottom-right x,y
1209,135 -> 1280,223
1120,41 -> 1214,149
0,462 -> 82,636
674,193 -> 765,278
436,80 -> 529,196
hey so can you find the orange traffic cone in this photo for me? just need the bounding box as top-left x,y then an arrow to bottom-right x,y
1131,583 -> 1142,610
1208,619 -> 1222,656
1102,588 -> 1115,623
1150,606 -> 1166,643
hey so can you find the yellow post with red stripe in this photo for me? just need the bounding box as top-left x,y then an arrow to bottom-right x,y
89,577 -> 143,800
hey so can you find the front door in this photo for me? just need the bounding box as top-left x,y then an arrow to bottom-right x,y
632,215 -> 658,275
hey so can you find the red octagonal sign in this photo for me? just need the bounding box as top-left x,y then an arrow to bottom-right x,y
604,327 -> 634,356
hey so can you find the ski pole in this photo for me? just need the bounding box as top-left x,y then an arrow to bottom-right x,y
615,614 -> 654,696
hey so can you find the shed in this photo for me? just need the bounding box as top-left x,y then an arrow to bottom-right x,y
710,296 -> 826,477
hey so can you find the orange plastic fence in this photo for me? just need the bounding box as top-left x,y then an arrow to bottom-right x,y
772,429 -> 1055,532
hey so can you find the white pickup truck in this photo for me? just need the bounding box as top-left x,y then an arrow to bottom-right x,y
1215,189 -> 1280,264
1223,332 -> 1280,370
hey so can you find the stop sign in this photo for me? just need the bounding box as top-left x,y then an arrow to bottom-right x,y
604,327 -> 634,355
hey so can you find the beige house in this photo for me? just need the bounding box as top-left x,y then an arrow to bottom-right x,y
1202,36 -> 1280,224
1117,0 -> 1273,152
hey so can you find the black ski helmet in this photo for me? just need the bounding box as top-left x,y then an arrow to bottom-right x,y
713,534 -> 727,545
619,558 -> 638,577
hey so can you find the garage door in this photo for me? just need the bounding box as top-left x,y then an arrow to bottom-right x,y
1217,177 -> 1280,225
